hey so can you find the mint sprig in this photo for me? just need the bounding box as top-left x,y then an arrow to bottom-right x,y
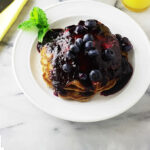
18,7 -> 50,43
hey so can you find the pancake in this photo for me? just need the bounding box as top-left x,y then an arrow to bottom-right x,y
38,19 -> 133,101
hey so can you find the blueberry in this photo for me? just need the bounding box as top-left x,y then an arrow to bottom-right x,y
122,45 -> 132,52
122,37 -> 129,44
79,73 -> 87,80
89,70 -> 102,82
78,20 -> 85,26
75,25 -> 85,34
103,49 -> 115,61
83,34 -> 94,42
115,34 -> 122,41
85,20 -> 97,29
70,44 -> 80,53
88,50 -> 99,57
85,41 -> 94,50
121,37 -> 133,52
66,51 -> 75,60
62,64 -> 71,73
75,38 -> 83,47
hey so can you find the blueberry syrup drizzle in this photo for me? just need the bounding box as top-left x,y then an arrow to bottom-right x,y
37,20 -> 133,97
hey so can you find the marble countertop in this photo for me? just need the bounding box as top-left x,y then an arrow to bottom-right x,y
0,0 -> 150,149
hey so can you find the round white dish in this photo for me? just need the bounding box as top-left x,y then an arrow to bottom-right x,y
12,0 -> 150,122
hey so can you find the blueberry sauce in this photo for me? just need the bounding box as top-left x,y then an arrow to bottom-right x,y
37,19 -> 133,97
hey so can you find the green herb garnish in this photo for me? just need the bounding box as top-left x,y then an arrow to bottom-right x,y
18,7 -> 50,43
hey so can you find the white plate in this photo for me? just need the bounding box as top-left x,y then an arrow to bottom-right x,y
12,0 -> 150,122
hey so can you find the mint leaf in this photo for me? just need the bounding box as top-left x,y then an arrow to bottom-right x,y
18,20 -> 37,30
30,7 -> 49,28
18,7 -> 50,43
30,7 -> 39,24
38,27 -> 49,43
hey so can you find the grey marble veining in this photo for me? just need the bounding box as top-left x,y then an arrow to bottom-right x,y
0,0 -> 150,150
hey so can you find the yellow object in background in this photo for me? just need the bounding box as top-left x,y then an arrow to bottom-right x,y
0,0 -> 28,41
123,0 -> 150,12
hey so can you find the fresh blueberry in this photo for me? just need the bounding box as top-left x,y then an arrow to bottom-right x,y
70,44 -> 80,53
121,37 -> 129,44
85,20 -> 97,29
79,73 -> 87,80
115,34 -> 122,41
88,50 -> 99,57
66,51 -> 75,60
122,45 -> 132,52
89,70 -> 102,82
62,64 -> 72,73
83,34 -> 94,42
121,37 -> 133,52
85,41 -> 94,50
75,38 -> 83,47
75,25 -> 85,34
78,20 -> 85,26
103,49 -> 115,61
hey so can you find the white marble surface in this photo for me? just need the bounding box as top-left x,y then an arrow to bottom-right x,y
0,0 -> 150,149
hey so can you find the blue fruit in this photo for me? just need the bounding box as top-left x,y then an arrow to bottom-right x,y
66,51 -> 75,60
121,37 -> 129,44
83,34 -> 94,42
121,37 -> 133,52
62,64 -> 71,73
89,70 -> 102,82
122,45 -> 132,52
115,34 -> 122,41
70,44 -> 80,53
85,41 -> 94,50
103,49 -> 115,61
88,50 -> 99,57
75,25 -> 85,34
75,38 -> 83,47
85,20 -> 97,29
